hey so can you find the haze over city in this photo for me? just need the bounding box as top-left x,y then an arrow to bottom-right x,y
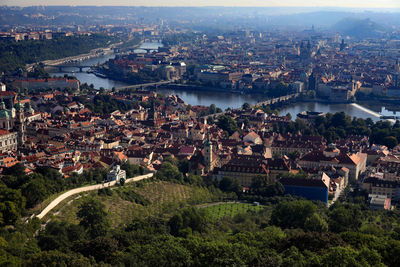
3,0 -> 400,8
1,2 -> 400,266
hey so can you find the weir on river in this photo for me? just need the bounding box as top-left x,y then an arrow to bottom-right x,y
350,103 -> 381,118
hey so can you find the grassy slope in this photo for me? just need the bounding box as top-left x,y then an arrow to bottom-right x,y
51,180 -> 219,227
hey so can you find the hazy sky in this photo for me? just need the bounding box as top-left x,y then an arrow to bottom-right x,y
2,0 -> 400,8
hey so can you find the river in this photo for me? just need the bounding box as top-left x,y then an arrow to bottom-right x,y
279,102 -> 400,122
49,42 -> 164,90
50,42 -> 400,121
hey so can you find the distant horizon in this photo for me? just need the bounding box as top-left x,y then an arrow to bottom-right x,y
2,0 -> 400,9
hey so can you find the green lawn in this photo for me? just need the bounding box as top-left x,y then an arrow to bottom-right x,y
203,203 -> 264,221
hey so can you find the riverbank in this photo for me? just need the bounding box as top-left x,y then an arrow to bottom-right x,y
36,38 -> 143,72
25,37 -> 124,72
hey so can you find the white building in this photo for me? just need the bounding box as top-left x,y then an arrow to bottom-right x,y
107,165 -> 127,183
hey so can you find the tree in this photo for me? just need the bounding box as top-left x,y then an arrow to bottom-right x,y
21,177 -> 48,208
168,213 -> 183,236
168,207 -> 208,237
26,250 -> 91,267
251,175 -> 269,190
304,213 -> 328,232
271,200 -> 317,229
0,184 -> 25,226
218,177 -> 241,195
328,204 -> 363,233
76,236 -> 119,263
77,198 -> 110,238
209,104 -> 217,114
2,163 -> 26,177
156,162 -> 184,183
320,247 -> 361,267
217,115 -> 239,135
185,174 -> 203,186
178,159 -> 190,175
242,102 -> 251,110
383,136 -> 398,149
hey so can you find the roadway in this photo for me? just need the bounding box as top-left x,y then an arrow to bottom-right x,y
36,173 -> 153,219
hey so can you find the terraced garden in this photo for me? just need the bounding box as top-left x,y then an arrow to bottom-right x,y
50,180 -> 220,227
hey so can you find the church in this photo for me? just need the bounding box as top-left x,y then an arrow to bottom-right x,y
0,92 -> 29,153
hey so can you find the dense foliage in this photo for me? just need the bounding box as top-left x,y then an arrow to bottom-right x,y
0,159 -> 399,266
0,163 -> 144,226
217,114 -> 240,135
0,34 -> 118,72
75,94 -> 136,114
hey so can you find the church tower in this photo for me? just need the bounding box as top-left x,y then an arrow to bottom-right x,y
204,133 -> 213,172
14,98 -> 26,146
148,100 -> 158,121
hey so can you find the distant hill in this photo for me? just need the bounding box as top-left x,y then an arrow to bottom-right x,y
332,18 -> 388,38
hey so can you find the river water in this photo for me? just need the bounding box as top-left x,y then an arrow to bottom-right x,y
50,42 -> 400,121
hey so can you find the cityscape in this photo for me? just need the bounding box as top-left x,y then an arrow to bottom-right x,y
0,2 -> 400,266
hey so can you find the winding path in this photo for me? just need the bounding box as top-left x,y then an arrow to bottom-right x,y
36,173 -> 154,219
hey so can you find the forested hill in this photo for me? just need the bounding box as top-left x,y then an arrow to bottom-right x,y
1,160 -> 400,266
0,34 -> 119,73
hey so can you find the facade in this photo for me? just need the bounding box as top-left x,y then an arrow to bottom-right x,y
279,173 -> 330,203
363,176 -> 400,201
213,155 -> 268,187
0,130 -> 18,153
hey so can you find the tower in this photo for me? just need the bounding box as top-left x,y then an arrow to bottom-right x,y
14,98 -> 26,146
340,39 -> 346,51
309,72 -> 317,91
148,100 -> 157,121
204,133 -> 213,172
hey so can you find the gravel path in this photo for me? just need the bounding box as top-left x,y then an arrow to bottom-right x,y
36,173 -> 153,219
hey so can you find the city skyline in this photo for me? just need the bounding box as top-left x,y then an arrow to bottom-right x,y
3,0 -> 400,9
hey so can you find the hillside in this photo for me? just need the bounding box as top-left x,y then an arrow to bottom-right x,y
50,180 -> 222,227
332,18 -> 388,38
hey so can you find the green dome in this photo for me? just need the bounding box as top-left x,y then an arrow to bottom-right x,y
15,99 -> 23,110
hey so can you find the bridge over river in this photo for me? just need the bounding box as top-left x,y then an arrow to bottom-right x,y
44,64 -> 94,73
201,93 -> 300,118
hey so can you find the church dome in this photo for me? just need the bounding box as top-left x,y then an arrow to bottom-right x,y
15,99 -> 23,110
0,100 -> 10,119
